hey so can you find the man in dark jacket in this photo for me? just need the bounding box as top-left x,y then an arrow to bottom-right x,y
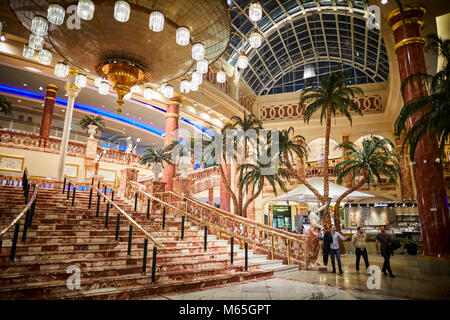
375,225 -> 395,278
322,229 -> 332,266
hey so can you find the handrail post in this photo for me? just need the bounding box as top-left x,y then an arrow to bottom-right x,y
67,182 -> 71,200
62,177 -> 66,194
24,183 -> 29,204
204,225 -> 207,251
105,203 -> 110,229
28,199 -> 36,227
245,241 -> 248,271
88,187 -> 93,209
91,177 -> 94,185
146,198 -> 150,220
181,215 -> 185,240
111,190 -> 115,202
127,225 -> 133,255
71,185 -> 76,206
103,185 -> 106,202
230,236 -> 234,265
271,234 -> 274,260
96,192 -> 100,217
142,238 -> 148,274
134,192 -> 138,211
10,223 -> 20,261
162,206 -> 166,229
151,246 -> 157,283
115,213 -> 120,240
22,209 -> 30,243
287,240 -> 291,265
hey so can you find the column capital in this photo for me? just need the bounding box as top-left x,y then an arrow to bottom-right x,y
45,83 -> 59,93
386,4 -> 426,27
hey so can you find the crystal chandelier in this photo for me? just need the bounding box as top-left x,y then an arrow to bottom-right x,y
176,27 -> 190,46
75,73 -> 87,88
144,87 -> 155,100
180,80 -> 191,94
77,0 -> 95,21
149,11 -> 164,32
192,43 -> 205,61
197,59 -> 208,74
31,16 -> 48,36
23,45 -> 35,59
249,30 -> 262,49
216,70 -> 226,84
237,54 -> 249,69
47,4 -> 65,25
190,81 -> 199,92
98,81 -> 110,95
161,84 -> 174,98
54,62 -> 69,78
29,34 -> 44,50
249,1 -> 263,22
114,1 -> 130,23
38,49 -> 52,65
192,71 -> 203,85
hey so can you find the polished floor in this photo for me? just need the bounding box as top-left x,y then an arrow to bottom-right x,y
146,254 -> 450,300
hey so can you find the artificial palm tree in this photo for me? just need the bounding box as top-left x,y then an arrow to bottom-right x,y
79,115 -> 106,137
394,34 -> 450,160
298,71 -> 363,227
139,145 -> 174,181
334,136 -> 400,249
0,95 -> 12,116
239,162 -> 291,216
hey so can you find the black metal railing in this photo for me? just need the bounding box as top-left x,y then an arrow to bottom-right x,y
64,176 -> 163,283
0,169 -> 39,261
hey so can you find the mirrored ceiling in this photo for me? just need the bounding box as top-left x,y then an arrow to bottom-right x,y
225,0 -> 389,95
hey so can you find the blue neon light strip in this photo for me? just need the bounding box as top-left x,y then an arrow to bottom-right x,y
0,84 -> 212,137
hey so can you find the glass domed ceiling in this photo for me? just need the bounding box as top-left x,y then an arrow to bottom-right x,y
225,0 -> 389,95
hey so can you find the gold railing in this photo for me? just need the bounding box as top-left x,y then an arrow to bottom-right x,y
126,180 -> 307,268
65,175 -> 163,248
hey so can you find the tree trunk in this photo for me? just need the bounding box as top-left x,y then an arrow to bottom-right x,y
334,178 -> 367,254
218,159 -> 239,215
323,104 -> 332,202
242,179 -> 264,217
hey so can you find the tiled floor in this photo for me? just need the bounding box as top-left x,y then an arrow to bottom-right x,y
146,254 -> 450,300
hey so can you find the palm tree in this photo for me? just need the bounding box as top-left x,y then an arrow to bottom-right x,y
220,112 -> 263,217
334,136 -> 401,250
239,162 -> 291,216
0,95 -> 12,116
394,34 -> 450,159
140,145 -> 174,181
79,115 -> 106,131
298,71 -> 363,227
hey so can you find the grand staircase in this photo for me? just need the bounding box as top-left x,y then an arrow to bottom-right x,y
0,180 -> 297,299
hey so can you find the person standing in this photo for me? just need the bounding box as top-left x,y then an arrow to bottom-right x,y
322,228 -> 332,266
329,225 -> 348,274
351,226 -> 370,273
375,225 -> 395,278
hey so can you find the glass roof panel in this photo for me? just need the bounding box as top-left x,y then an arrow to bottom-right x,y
226,0 -> 389,95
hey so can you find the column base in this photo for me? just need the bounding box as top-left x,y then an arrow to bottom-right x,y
173,177 -> 193,196
143,180 -> 166,196
417,255 -> 450,276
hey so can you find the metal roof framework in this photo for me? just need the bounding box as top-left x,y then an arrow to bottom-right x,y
225,0 -> 389,95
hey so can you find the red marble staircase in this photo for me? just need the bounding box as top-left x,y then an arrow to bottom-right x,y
0,184 -> 277,299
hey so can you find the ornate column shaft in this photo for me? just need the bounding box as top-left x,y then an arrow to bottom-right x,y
387,4 -> 450,257
57,71 -> 81,180
220,162 -> 231,212
39,84 -> 58,147
394,133 -> 415,201
162,96 -> 181,191
341,134 -> 352,187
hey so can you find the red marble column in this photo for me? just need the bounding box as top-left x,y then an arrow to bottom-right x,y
394,134 -> 415,201
387,4 -> 450,257
220,162 -> 231,211
39,83 -> 58,147
208,188 -> 214,205
162,96 -> 181,191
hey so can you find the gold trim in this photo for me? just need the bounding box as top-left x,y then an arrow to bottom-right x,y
46,83 -> 58,90
69,69 -> 83,76
386,4 -> 426,26
165,113 -> 181,119
45,89 -> 57,94
64,163 -> 79,178
391,17 -> 424,33
394,36 -> 426,52
65,84 -> 81,91
44,97 -> 56,101
0,154 -> 25,173
168,101 -> 182,106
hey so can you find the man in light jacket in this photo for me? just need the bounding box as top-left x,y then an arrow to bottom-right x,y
351,226 -> 370,273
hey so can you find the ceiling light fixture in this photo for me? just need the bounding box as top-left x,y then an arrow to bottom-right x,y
249,1 -> 263,22
47,3 -> 65,25
114,1 -> 130,22
149,11 -> 164,32
77,0 -> 95,21
216,70 -> 226,83
176,27 -> 190,46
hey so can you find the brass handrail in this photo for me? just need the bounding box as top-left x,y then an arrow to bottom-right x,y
129,181 -> 259,246
65,175 -> 163,248
163,191 -> 305,244
0,182 -> 38,240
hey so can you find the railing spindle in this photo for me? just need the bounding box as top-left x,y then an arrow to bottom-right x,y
127,225 -> 133,255
71,186 -> 76,206
66,182 -> 71,200
10,223 -> 20,261
142,239 -> 148,274
181,215 -> 185,240
245,241 -> 248,271
204,225 -> 207,251
151,246 -> 157,283
62,177 -> 66,194
96,192 -> 100,217
162,206 -> 166,229
134,192 -> 138,211
105,203 -> 110,228
103,185 -> 106,202
88,187 -> 93,209
230,236 -> 234,265
21,209 -> 30,243
146,199 -> 150,220
115,213 -> 120,240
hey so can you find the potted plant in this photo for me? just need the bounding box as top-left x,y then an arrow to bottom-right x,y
405,239 -> 418,255
139,145 -> 174,182
0,95 -> 13,115
79,115 -> 106,138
